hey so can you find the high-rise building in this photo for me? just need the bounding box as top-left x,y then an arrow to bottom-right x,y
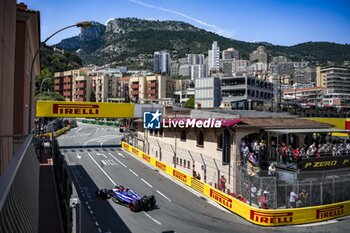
317,67 -> 350,94
187,54 -> 205,65
208,41 -> 220,74
190,64 -> 207,80
222,48 -> 239,60
154,51 -> 171,75
89,69 -> 123,102
250,46 -> 268,63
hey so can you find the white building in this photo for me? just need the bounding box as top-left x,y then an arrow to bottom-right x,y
190,64 -> 207,80
208,41 -> 220,75
187,54 -> 205,65
195,77 -> 221,108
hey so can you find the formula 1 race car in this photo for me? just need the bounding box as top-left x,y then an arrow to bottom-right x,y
95,185 -> 156,212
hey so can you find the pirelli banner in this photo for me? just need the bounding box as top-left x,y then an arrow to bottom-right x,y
300,155 -> 350,171
36,101 -> 135,118
121,142 -> 350,226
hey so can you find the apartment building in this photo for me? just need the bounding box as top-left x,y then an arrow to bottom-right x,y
250,45 -> 268,63
221,76 -> 274,110
208,41 -> 220,74
222,48 -> 239,60
89,69 -> 123,102
283,87 -> 326,105
154,51 -> 171,75
129,74 -> 175,103
54,69 -> 90,101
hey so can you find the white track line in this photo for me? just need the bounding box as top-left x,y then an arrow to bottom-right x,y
144,213 -> 161,225
87,152 -> 116,186
108,152 -> 127,167
293,220 -> 338,227
157,190 -> 172,203
141,178 -> 153,188
129,169 -> 139,177
118,152 -> 125,158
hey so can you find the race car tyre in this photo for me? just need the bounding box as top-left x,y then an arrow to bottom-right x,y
129,200 -> 141,212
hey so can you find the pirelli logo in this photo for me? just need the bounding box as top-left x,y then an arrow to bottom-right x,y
173,170 -> 187,183
250,210 -> 293,224
124,144 -> 129,149
209,189 -> 232,209
142,153 -> 151,163
132,148 -> 139,155
53,103 -> 99,115
316,205 -> 344,219
156,161 -> 166,171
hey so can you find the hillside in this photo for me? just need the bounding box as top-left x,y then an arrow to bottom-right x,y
56,17 -> 350,68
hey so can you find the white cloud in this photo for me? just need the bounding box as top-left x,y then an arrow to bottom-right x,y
128,0 -> 235,38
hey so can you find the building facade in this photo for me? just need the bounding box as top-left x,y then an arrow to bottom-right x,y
154,51 -> 171,75
190,64 -> 207,80
222,48 -> 239,60
221,76 -> 274,110
250,46 -> 268,63
207,41 -> 220,74
195,77 -> 221,108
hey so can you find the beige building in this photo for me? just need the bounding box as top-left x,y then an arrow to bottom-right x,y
54,69 -> 91,101
250,45 -> 268,63
129,74 -> 175,103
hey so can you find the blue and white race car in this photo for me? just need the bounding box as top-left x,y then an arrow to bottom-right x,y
95,185 -> 156,212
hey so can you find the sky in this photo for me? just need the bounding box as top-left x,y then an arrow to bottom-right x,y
24,0 -> 350,46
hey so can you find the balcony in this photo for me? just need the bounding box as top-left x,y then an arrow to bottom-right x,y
0,135 -> 39,232
75,82 -> 86,88
63,84 -> 71,90
63,77 -> 72,83
147,82 -> 156,88
147,89 -> 156,94
75,90 -> 86,96
131,90 -> 139,96
131,84 -> 139,89
54,85 -> 61,91
63,91 -> 71,97
54,79 -> 61,84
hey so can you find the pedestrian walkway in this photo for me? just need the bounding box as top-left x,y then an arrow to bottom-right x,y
39,150 -> 63,233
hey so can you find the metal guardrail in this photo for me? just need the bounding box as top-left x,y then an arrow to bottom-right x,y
0,135 -> 39,233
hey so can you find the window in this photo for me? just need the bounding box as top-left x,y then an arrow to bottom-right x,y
187,160 -> 190,169
180,158 -> 182,166
176,157 -> 179,165
180,130 -> 186,141
183,159 -> 186,167
217,133 -> 223,150
197,131 -> 204,147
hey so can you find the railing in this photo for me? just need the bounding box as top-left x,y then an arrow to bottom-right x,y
0,135 -> 39,233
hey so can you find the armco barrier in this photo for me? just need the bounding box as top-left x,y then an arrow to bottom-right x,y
122,141 -> 350,226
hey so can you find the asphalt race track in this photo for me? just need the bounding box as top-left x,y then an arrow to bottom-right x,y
57,123 -> 350,233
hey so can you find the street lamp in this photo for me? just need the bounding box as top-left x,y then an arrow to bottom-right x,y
39,77 -> 52,94
28,21 -> 92,134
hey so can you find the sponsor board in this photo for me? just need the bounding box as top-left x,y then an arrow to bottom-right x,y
36,101 -> 134,118
173,170 -> 187,183
316,205 -> 344,220
250,210 -> 293,224
301,156 -> 350,170
142,153 -> 151,163
156,161 -> 166,172
209,188 -> 232,209
132,148 -> 139,156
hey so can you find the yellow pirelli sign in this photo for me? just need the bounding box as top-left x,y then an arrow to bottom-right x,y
36,101 -> 135,118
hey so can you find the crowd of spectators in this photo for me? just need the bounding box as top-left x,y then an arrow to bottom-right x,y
241,138 -> 350,170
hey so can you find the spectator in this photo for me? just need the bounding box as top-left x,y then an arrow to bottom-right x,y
268,163 -> 276,176
281,143 -> 288,163
251,184 -> 257,203
258,191 -> 269,209
299,189 -> 308,207
196,172 -> 201,181
307,143 -> 316,157
219,175 -> 227,192
241,142 -> 250,166
290,190 -> 298,208
317,144 -> 322,158
271,140 -> 276,161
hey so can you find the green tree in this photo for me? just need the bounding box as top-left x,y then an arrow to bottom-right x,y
35,68 -> 54,95
35,92 -> 65,101
184,96 -> 194,109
